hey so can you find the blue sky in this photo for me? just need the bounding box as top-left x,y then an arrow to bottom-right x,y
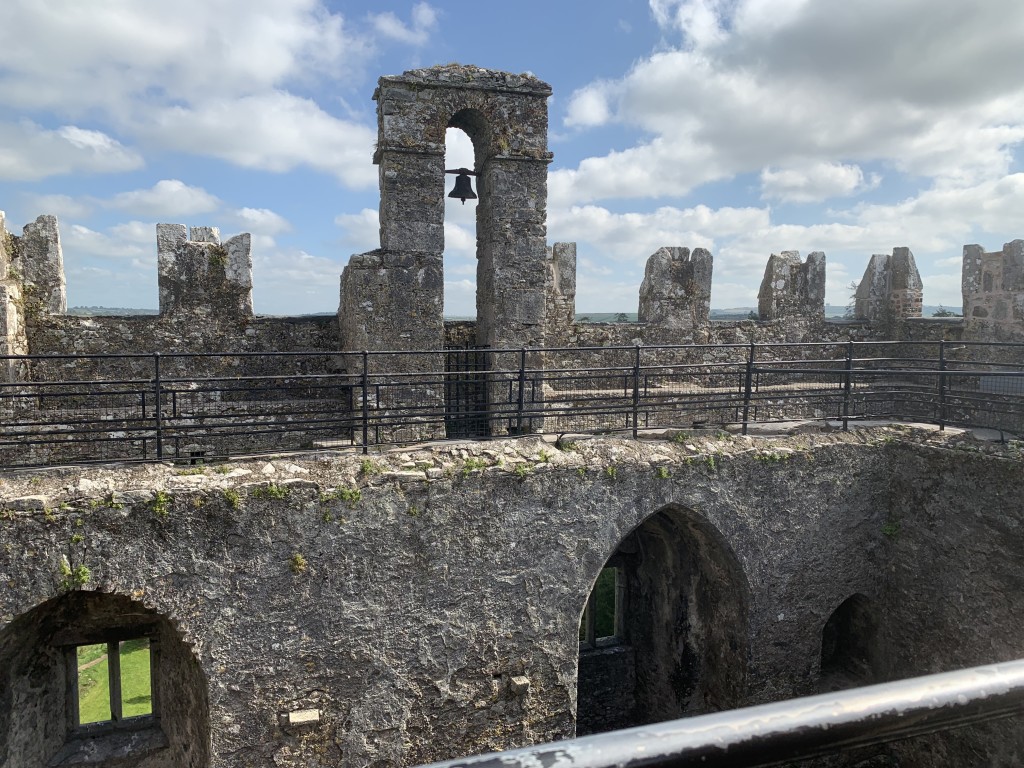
1,0 -> 1023,316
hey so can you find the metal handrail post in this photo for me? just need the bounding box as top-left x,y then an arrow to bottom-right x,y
361,350 -> 369,454
938,339 -> 947,431
153,352 -> 163,459
741,341 -> 754,435
843,341 -> 853,431
632,345 -> 641,438
515,348 -> 527,434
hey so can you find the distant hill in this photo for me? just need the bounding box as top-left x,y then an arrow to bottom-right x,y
573,306 -> 963,322
68,307 -> 159,316
66,306 -> 964,321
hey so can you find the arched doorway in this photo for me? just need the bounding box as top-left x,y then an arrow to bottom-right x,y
0,591 -> 209,767
820,593 -> 879,690
576,504 -> 750,735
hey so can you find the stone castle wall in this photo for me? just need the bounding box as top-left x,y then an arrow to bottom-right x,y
1,430 -> 1022,766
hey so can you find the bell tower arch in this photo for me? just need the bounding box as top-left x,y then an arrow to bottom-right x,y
341,64 -> 553,352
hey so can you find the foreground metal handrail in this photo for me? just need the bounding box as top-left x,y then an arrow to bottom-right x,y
415,659 -> 1024,768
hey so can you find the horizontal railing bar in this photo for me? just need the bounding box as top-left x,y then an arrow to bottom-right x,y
2,341 -> 1023,468
414,658 -> 1024,768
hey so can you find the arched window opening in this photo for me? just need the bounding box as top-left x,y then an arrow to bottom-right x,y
820,593 -> 879,688
579,563 -> 625,648
443,126 -> 478,322
577,507 -> 749,736
0,591 -> 209,767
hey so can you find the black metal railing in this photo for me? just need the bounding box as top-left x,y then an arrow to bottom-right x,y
1,340 -> 1022,467
412,658 -> 1024,768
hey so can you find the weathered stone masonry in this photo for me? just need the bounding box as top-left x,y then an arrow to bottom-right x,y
2,429 -> 1023,767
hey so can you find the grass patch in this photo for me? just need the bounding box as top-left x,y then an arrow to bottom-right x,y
461,457 -> 489,476
252,483 -> 290,500
320,487 -> 361,505
77,639 -> 152,724
149,491 -> 172,518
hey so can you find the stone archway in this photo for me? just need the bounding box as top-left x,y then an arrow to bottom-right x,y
576,504 -> 750,735
820,592 -> 880,690
0,590 -> 209,767
341,64 -> 553,356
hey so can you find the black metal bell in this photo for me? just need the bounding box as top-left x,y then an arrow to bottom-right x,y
448,171 -> 477,204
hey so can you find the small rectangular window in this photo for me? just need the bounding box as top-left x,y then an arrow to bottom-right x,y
69,635 -> 156,730
118,638 -> 154,718
580,567 -> 624,649
76,643 -> 111,725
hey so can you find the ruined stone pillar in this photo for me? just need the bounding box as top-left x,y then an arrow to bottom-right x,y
475,155 -> 550,350
19,215 -> 66,315
638,247 -> 713,329
157,224 -> 253,321
0,211 -> 28,382
854,247 -> 923,325
544,242 -> 577,344
757,251 -> 826,321
962,239 -> 1024,338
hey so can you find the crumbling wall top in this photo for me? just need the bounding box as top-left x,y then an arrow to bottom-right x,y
638,247 -> 713,329
373,63 -> 552,162
157,224 -> 253,320
757,250 -> 826,321
0,211 -> 9,280
854,247 -> 922,323
962,240 -> 1024,337
377,64 -> 552,96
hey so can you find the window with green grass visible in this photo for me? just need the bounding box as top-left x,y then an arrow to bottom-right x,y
579,566 -> 625,649
70,635 -> 157,730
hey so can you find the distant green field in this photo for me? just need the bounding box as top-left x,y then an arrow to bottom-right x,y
77,639 -> 153,724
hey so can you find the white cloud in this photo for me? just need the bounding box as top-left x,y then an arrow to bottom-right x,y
550,203 -> 766,264
23,193 -> 93,220
62,224 -> 151,261
233,207 -> 292,236
0,1 -> 411,187
649,0 -> 730,48
135,93 -> 377,187
565,86 -> 612,129
335,208 -> 380,255
0,121 -> 143,181
0,0 -> 366,112
558,0 -> 1024,205
370,2 -> 438,45
251,247 -> 344,315
106,180 -> 221,217
107,221 -> 158,246
761,162 -> 879,204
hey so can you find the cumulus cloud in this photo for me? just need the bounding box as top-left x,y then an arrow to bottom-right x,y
62,223 -> 151,261
335,208 -> 380,255
23,193 -> 93,220
134,93 -> 377,187
0,1 -> 435,186
649,0 -> 731,48
251,247 -> 346,315
370,2 -> 438,45
556,0 -> 1024,205
564,86 -> 612,129
0,121 -> 143,181
232,207 -> 292,236
761,162 -> 880,204
105,180 -> 221,217
0,0 -> 366,112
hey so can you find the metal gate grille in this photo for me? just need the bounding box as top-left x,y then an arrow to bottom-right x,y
444,345 -> 489,438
